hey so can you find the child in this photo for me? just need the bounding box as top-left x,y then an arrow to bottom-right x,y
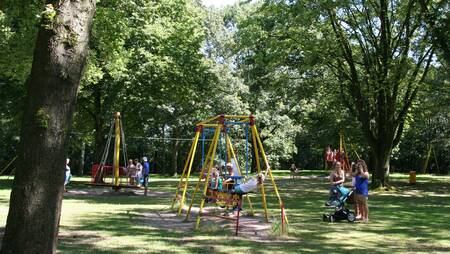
351,162 -> 360,218
355,159 -> 369,222
233,173 -> 265,194
207,167 -> 223,203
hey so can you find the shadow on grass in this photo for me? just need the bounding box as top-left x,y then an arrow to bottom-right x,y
1,173 -> 449,253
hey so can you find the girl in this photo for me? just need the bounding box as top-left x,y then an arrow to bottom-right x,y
355,159 -> 369,222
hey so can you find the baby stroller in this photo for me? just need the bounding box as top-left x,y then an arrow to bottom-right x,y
323,185 -> 356,222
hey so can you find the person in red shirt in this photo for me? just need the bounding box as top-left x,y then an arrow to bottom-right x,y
325,146 -> 334,170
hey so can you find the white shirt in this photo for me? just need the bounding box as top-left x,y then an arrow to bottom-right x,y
239,178 -> 258,193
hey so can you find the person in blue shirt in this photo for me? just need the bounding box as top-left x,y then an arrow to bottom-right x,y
142,157 -> 150,188
355,159 -> 369,222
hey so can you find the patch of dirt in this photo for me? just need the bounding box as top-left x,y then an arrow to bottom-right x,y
142,208 -> 297,243
63,187 -> 171,198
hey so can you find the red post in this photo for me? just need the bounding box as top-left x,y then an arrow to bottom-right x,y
249,115 -> 255,126
195,125 -> 203,132
235,196 -> 242,236
281,203 -> 285,234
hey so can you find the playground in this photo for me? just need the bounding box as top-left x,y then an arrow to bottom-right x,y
0,0 -> 449,253
1,171 -> 448,253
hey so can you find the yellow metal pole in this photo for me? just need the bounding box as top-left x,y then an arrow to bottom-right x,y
113,112 -> 121,187
197,116 -> 220,125
195,126 -> 221,230
251,125 -> 269,222
197,123 -> 221,127
171,129 -> 198,209
253,126 -> 289,224
185,128 -> 218,220
226,136 -> 242,175
267,169 -> 289,224
246,195 -> 255,216
226,136 -> 255,214
252,126 -> 270,175
223,115 -> 251,119
177,130 -> 201,216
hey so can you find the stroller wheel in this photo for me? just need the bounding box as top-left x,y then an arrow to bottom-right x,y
329,215 -> 335,222
347,211 -> 356,222
323,214 -> 328,222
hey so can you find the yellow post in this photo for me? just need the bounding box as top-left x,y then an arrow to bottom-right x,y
253,126 -> 289,224
197,115 -> 220,125
246,195 -> 255,216
195,126 -> 221,230
339,129 -> 344,153
226,136 -> 255,214
252,126 -> 270,175
226,136 -> 242,175
177,130 -> 201,216
171,129 -> 198,209
251,125 -> 269,222
113,112 -> 121,187
185,127 -> 219,220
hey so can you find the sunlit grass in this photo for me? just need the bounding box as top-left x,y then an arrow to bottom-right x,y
0,172 -> 449,253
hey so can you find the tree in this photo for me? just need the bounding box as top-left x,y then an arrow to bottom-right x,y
1,1 -> 96,253
322,0 -> 435,186
236,0 -> 436,185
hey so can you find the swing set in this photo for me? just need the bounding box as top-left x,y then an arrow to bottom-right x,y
171,115 -> 288,235
89,112 -> 138,190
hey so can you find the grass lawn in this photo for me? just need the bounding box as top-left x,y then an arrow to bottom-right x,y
0,171 -> 449,253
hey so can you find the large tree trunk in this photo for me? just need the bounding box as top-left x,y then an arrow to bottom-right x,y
371,146 -> 392,188
0,1 -> 95,253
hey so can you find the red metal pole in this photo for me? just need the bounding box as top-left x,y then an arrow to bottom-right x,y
235,196 -> 242,236
281,203 -> 285,234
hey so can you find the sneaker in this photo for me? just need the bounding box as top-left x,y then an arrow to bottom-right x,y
232,206 -> 242,212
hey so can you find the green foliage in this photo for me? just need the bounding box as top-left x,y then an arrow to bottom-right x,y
35,108 -> 50,129
0,0 -> 448,174
41,4 -> 56,30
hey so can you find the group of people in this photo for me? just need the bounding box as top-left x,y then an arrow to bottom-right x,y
329,159 -> 369,222
325,145 -> 348,170
126,157 -> 150,187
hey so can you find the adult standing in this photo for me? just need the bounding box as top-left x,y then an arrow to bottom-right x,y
127,159 -> 137,185
134,159 -> 143,186
64,158 -> 71,192
142,157 -> 150,190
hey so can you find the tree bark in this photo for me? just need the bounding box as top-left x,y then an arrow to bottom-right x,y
371,144 -> 392,187
0,1 -> 95,253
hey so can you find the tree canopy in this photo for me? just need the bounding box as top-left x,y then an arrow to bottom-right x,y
0,0 -> 448,179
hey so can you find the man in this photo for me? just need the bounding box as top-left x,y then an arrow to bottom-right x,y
142,157 -> 150,188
